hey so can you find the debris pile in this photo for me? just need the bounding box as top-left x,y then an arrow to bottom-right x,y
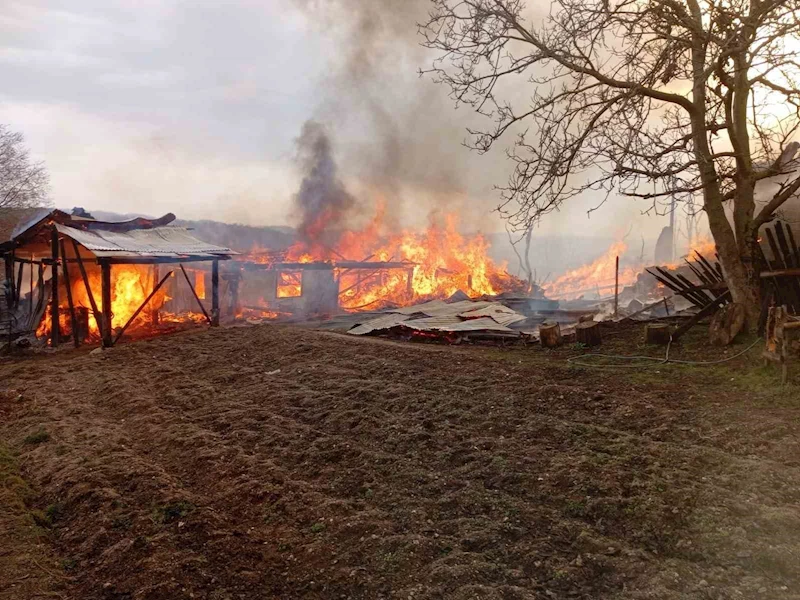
347,299 -> 530,343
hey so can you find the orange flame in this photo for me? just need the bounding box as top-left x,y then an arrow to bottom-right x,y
241,208 -> 522,311
37,265 -> 172,341
544,242 -> 641,299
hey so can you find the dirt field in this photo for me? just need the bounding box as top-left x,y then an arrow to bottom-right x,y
1,322 -> 799,600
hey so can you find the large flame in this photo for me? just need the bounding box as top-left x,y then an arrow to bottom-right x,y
37,265 -> 168,340
242,207 -> 524,311
544,242 -> 641,299
544,235 -> 720,300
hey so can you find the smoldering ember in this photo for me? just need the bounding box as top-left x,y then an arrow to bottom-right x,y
2,2 -> 800,600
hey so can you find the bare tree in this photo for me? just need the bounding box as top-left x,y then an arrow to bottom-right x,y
420,0 -> 800,322
0,125 -> 49,211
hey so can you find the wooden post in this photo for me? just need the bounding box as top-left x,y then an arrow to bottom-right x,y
406,267 -> 414,298
179,264 -> 211,324
4,250 -> 13,308
230,274 -> 240,317
113,271 -> 173,345
15,261 -> 23,309
151,265 -> 160,326
101,260 -> 113,347
211,259 -> 220,326
613,255 -> 620,315
59,239 -> 80,347
50,227 -> 60,347
71,239 -> 103,340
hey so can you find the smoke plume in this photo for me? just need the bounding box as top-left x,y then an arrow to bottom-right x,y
292,120 -> 357,243
290,0 -> 508,229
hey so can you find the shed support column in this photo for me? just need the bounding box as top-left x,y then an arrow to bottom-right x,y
4,252 -> 12,308
151,265 -> 160,326
50,227 -> 60,347
211,259 -> 220,326
101,261 -> 113,347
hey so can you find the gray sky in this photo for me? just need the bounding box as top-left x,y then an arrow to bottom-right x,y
0,0 -> 674,250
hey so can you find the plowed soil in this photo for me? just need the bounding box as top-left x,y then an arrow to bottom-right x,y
1,322 -> 799,599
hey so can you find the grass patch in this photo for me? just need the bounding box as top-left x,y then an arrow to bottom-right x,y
23,429 -> 50,445
151,501 -> 194,525
310,522 -> 326,534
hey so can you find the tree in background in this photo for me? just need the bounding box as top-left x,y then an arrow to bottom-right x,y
0,124 -> 49,211
421,0 -> 800,322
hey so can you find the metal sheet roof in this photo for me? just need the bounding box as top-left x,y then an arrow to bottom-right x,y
348,313 -> 412,335
403,315 -> 516,333
56,224 -> 235,258
387,299 -> 495,317
459,304 -> 528,326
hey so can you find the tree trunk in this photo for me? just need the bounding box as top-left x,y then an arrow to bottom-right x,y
575,321 -> 601,346
540,322 -> 562,347
714,228 -> 761,327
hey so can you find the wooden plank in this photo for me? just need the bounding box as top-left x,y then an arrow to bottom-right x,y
113,271 -> 173,345
101,261 -> 112,347
787,223 -> 800,267
773,223 -> 800,311
50,227 -> 60,347
675,272 -> 714,304
72,239 -> 104,341
59,239 -> 80,347
211,259 -> 219,326
179,264 -> 211,324
672,290 -> 732,340
765,227 -> 800,312
15,261 -> 23,309
685,260 -> 712,285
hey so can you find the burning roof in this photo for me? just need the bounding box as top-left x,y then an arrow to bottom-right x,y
2,209 -> 234,262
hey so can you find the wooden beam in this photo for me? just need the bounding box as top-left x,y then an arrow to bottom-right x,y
4,250 -> 13,308
50,227 -> 60,347
151,265 -> 160,326
761,268 -> 800,278
103,255 -> 232,265
71,239 -> 104,341
59,239 -> 80,348
101,260 -> 112,347
179,264 -> 211,324
671,290 -> 732,341
113,271 -> 173,345
211,259 -> 219,326
15,261 -> 23,309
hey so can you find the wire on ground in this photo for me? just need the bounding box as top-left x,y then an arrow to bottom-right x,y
566,336 -> 762,369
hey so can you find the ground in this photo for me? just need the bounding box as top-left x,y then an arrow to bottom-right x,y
1,321 -> 799,600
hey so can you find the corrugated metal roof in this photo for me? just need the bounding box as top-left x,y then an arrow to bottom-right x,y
459,304 -> 528,326
403,316 -> 516,333
387,299 -> 495,317
348,313 -> 412,335
57,224 -> 235,258
389,300 -> 449,315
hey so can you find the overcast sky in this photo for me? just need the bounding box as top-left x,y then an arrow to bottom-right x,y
0,0 -> 674,249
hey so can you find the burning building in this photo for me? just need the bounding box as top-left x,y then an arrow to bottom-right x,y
1,209 -> 235,348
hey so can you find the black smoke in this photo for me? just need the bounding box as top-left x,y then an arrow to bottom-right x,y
292,120 -> 357,243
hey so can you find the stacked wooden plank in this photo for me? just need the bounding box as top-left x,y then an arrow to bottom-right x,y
760,221 -> 800,314
646,251 -> 728,310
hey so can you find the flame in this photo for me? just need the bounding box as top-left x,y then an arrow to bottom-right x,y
277,271 -> 302,298
544,241 -> 641,299
37,264 -> 177,342
239,207 -> 523,311
194,270 -> 206,299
